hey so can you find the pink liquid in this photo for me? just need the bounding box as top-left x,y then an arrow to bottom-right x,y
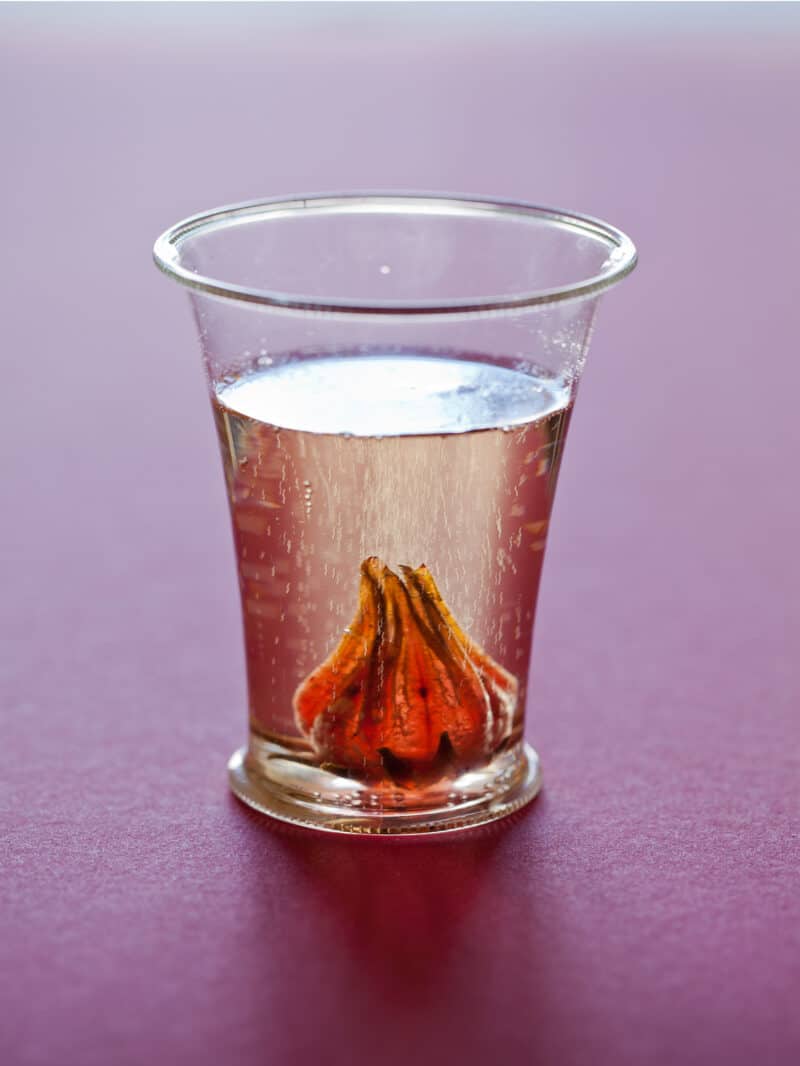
213,351 -> 572,789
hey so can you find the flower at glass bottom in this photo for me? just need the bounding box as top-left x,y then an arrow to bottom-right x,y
293,557 -> 517,784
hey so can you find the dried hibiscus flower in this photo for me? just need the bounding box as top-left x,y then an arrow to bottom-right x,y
293,557 -> 517,783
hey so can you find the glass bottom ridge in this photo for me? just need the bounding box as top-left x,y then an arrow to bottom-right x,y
228,731 -> 542,835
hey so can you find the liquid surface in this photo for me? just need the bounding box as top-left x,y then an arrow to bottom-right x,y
220,354 -> 565,436
213,352 -> 572,790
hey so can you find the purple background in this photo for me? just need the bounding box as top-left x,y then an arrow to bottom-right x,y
2,4 -> 799,1065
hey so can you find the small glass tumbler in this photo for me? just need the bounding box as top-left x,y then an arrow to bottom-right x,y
153,193 -> 636,834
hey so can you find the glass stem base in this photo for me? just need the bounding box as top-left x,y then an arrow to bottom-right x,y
227,732 -> 542,835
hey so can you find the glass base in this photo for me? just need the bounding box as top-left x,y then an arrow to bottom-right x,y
227,732 -> 542,836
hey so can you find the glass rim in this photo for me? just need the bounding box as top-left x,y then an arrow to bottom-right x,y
152,191 -> 637,316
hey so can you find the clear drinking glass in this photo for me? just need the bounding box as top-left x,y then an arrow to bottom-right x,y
153,193 -> 636,834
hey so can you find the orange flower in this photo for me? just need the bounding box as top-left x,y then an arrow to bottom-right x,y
293,558 -> 517,783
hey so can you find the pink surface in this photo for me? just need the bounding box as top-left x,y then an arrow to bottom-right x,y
2,6 -> 799,1065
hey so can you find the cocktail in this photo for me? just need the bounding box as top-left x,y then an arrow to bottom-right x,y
153,194 -> 636,834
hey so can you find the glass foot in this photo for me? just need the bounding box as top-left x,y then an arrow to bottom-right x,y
227,734 -> 542,835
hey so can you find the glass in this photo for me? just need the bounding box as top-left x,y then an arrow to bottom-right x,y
153,193 -> 636,834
